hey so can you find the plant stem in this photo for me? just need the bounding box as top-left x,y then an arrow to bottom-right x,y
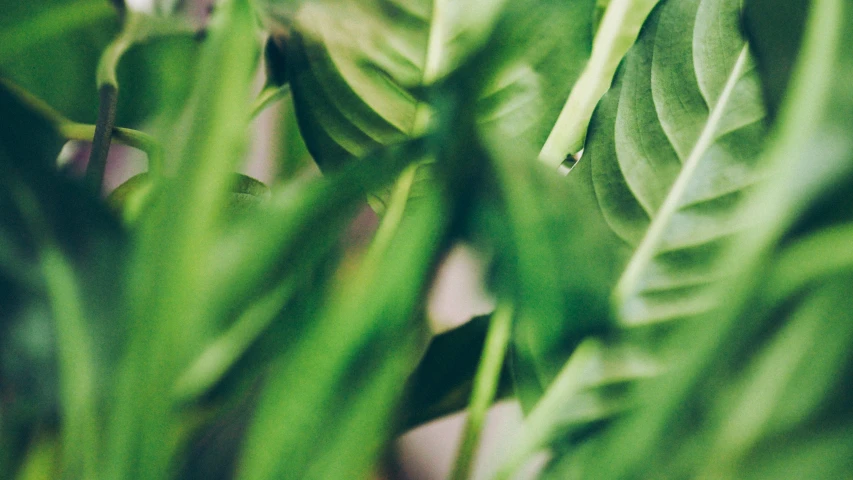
450,301 -> 514,480
85,84 -> 118,192
61,123 -> 164,175
1,77 -> 164,174
86,12 -> 139,192
539,0 -> 660,168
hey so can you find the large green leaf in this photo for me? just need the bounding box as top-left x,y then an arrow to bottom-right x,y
499,0 -> 771,472
582,0 -> 767,327
262,0 -> 595,170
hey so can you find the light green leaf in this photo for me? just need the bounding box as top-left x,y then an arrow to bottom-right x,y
540,0 -> 660,167
581,0 -> 767,327
103,0 -> 260,477
238,169 -> 448,480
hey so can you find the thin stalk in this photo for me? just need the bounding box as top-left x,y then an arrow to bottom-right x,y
450,302 -> 514,480
1,78 -> 164,174
61,123 -> 164,175
85,84 -> 118,192
86,12 -> 141,192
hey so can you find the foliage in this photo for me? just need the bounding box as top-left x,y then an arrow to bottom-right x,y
1,0 -> 852,479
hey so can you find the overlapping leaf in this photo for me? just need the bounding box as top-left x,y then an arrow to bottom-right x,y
500,0 -> 770,473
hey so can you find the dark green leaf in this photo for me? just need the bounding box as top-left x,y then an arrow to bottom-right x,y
0,0 -> 120,124
401,314 -> 514,430
742,0 -> 810,119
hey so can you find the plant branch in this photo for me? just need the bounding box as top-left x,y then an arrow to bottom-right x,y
2,77 -> 164,174
85,84 -> 118,192
86,12 -> 140,192
450,301 -> 513,480
61,123 -> 164,174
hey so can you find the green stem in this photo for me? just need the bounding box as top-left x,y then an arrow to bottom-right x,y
2,76 -> 164,175
86,12 -> 140,192
61,123 -> 164,175
85,84 -> 118,192
450,302 -> 514,480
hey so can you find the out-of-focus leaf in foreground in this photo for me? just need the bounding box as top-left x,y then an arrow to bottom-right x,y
103,0 -> 259,478
1,80 -> 125,478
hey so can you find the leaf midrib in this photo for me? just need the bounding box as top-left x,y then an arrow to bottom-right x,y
411,0 -> 446,134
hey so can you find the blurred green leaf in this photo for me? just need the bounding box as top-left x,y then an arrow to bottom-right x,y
742,0 -> 810,120
261,0 -> 503,168
103,0 -> 260,477
0,137 -> 126,479
0,80 -> 66,170
0,0 -> 120,124
263,0 -> 595,172
238,171 -> 449,480
115,31 -> 202,125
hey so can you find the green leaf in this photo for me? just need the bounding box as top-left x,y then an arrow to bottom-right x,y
0,143 -> 126,478
103,0 -> 260,477
581,0 -> 767,327
742,0 -> 810,119
0,80 -> 66,170
0,0 -> 120,124
238,172 -> 449,480
401,314 -> 514,431
263,0 -> 595,170
115,31 -> 202,125
543,0 -> 853,477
